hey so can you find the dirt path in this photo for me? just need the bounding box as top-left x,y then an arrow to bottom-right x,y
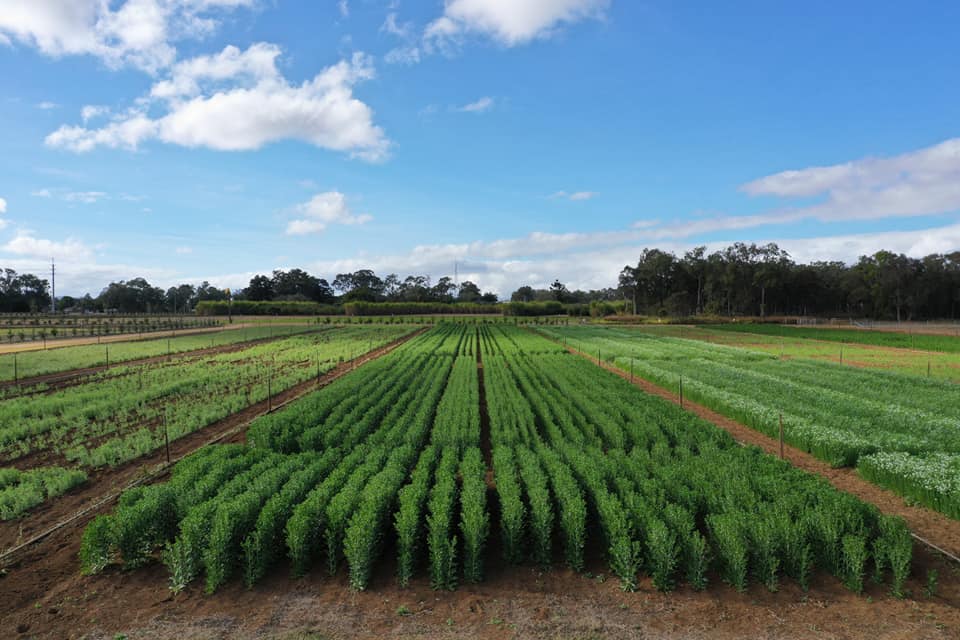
560,344 -> 960,560
0,327 -> 424,557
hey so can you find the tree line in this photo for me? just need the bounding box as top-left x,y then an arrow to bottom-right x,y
5,242 -> 959,319
611,244 -> 960,320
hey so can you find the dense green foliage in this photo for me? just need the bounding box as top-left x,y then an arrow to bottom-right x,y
542,325 -> 960,521
81,323 -> 914,598
195,300 -> 342,316
0,466 -> 86,520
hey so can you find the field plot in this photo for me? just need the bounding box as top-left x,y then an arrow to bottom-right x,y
0,315 -> 219,346
80,323 -> 914,602
0,323 -> 320,383
0,325 -> 411,519
621,324 -> 960,382
708,323 -> 960,353
540,325 -> 960,520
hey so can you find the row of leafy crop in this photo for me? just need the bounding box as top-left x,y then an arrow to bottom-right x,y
0,326 -> 410,467
0,324 -> 323,384
79,323 -> 916,595
709,323 -> 960,353
479,325 -> 914,595
538,325 -> 960,520
0,465 -> 87,520
546,328 -> 960,505
79,324 -> 492,593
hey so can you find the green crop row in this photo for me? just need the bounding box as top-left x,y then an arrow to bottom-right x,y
0,324 -> 320,384
0,465 -> 87,520
540,325 -> 960,521
80,323 -> 914,598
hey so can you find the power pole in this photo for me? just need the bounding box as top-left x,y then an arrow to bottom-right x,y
454,260 -> 459,286
50,258 -> 56,313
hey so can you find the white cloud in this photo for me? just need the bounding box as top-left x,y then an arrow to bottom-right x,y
31,189 -> 53,198
0,197 -> 6,213
384,45 -> 421,65
46,47 -> 390,160
302,221 -> 960,297
0,0 -> 255,73
381,12 -> 411,38
286,191 -> 373,235
741,137 -> 960,222
381,11 -> 421,64
36,101 -> 59,110
424,0 -> 608,50
175,246 -> 193,254
457,96 -> 494,113
3,231 -> 94,261
63,191 -> 107,203
551,190 -> 597,201
338,0 -> 349,18
81,104 -> 110,122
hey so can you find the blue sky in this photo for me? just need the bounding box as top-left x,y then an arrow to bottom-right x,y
1,0 -> 959,297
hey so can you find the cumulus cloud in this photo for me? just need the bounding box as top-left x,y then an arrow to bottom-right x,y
0,0 -> 255,73
81,104 -> 110,122
457,96 -> 494,113
2,231 -> 94,261
285,191 -> 373,236
741,137 -> 960,222
385,1 -> 606,64
45,46 -> 390,160
424,0 -> 609,50
36,101 -> 59,110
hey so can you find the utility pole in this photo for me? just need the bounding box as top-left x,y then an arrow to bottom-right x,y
50,258 -> 56,313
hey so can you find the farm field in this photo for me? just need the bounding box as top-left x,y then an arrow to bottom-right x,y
540,325 -> 960,521
13,323 -> 946,638
618,324 -> 960,382
708,323 -> 960,353
0,325 -> 413,521
1,322 -> 958,639
0,323 -> 324,383
0,315 -> 220,346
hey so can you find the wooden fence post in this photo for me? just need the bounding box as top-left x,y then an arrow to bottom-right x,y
779,412 -> 784,460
